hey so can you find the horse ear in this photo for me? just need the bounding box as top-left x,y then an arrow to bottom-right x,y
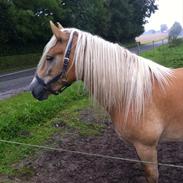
57,22 -> 64,29
50,20 -> 61,39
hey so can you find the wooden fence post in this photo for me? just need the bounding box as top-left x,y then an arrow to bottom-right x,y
137,42 -> 140,55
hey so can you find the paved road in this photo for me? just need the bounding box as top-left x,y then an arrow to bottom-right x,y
0,40 -> 167,100
0,68 -> 35,99
130,40 -> 167,53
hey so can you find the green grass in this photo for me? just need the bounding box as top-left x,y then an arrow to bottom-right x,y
141,40 -> 183,68
0,82 -> 105,175
0,82 -> 85,173
121,40 -> 137,48
0,53 -> 41,74
54,105 -> 105,137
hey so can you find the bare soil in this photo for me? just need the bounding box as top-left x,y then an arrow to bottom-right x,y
6,108 -> 183,183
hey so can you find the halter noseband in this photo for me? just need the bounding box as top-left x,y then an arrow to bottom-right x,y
35,32 -> 74,95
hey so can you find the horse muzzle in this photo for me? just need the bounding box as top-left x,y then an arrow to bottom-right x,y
29,77 -> 49,101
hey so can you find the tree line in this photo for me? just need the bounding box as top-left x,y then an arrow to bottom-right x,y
0,0 -> 157,53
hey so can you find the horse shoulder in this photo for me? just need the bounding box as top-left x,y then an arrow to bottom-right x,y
154,68 -> 183,141
110,102 -> 164,146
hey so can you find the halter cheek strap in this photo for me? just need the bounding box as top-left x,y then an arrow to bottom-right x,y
35,32 -> 74,95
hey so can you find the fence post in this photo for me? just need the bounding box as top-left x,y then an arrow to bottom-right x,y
153,41 -> 155,50
137,42 -> 140,55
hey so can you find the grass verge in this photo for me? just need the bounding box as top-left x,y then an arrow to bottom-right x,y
141,39 -> 183,68
0,82 -> 93,174
0,53 -> 40,74
0,82 -> 105,175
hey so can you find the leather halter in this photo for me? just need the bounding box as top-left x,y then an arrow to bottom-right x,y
35,33 -> 74,95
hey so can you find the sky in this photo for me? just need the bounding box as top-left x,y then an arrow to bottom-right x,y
145,0 -> 183,31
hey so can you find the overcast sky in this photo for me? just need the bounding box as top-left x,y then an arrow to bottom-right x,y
145,0 -> 183,31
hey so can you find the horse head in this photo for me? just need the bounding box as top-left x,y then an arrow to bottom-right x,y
30,21 -> 77,100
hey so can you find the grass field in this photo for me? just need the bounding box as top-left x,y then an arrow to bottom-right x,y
135,32 -> 168,44
0,53 -> 41,74
141,39 -> 183,68
1,40 -> 183,175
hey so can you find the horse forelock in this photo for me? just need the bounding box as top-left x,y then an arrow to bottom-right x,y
71,29 -> 173,121
37,36 -> 57,69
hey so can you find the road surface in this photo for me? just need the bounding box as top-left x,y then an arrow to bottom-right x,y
0,41 -> 166,100
0,68 -> 35,99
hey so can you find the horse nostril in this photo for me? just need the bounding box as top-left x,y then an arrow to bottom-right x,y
29,76 -> 49,100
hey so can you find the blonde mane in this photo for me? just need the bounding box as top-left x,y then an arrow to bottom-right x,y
59,29 -> 173,120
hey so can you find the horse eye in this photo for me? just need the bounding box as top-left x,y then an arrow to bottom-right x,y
58,38 -> 63,43
46,55 -> 54,61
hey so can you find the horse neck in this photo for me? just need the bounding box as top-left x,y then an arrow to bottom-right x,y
74,31 -> 172,122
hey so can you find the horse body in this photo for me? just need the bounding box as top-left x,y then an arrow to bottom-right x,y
107,68 -> 183,183
112,68 -> 183,144
156,68 -> 183,141
29,22 -> 183,183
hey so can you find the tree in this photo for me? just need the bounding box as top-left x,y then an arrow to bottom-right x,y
60,0 -> 157,43
145,29 -> 156,34
0,0 -> 64,46
60,0 -> 109,37
0,0 -> 16,44
105,0 -> 158,42
168,22 -> 182,43
0,0 -> 158,53
160,24 -> 168,33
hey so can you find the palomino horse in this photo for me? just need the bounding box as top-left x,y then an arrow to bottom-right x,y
30,21 -> 183,183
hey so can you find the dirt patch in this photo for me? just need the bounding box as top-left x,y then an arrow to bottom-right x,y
6,108 -> 183,183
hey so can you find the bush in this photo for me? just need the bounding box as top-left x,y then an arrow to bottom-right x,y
0,43 -> 43,57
